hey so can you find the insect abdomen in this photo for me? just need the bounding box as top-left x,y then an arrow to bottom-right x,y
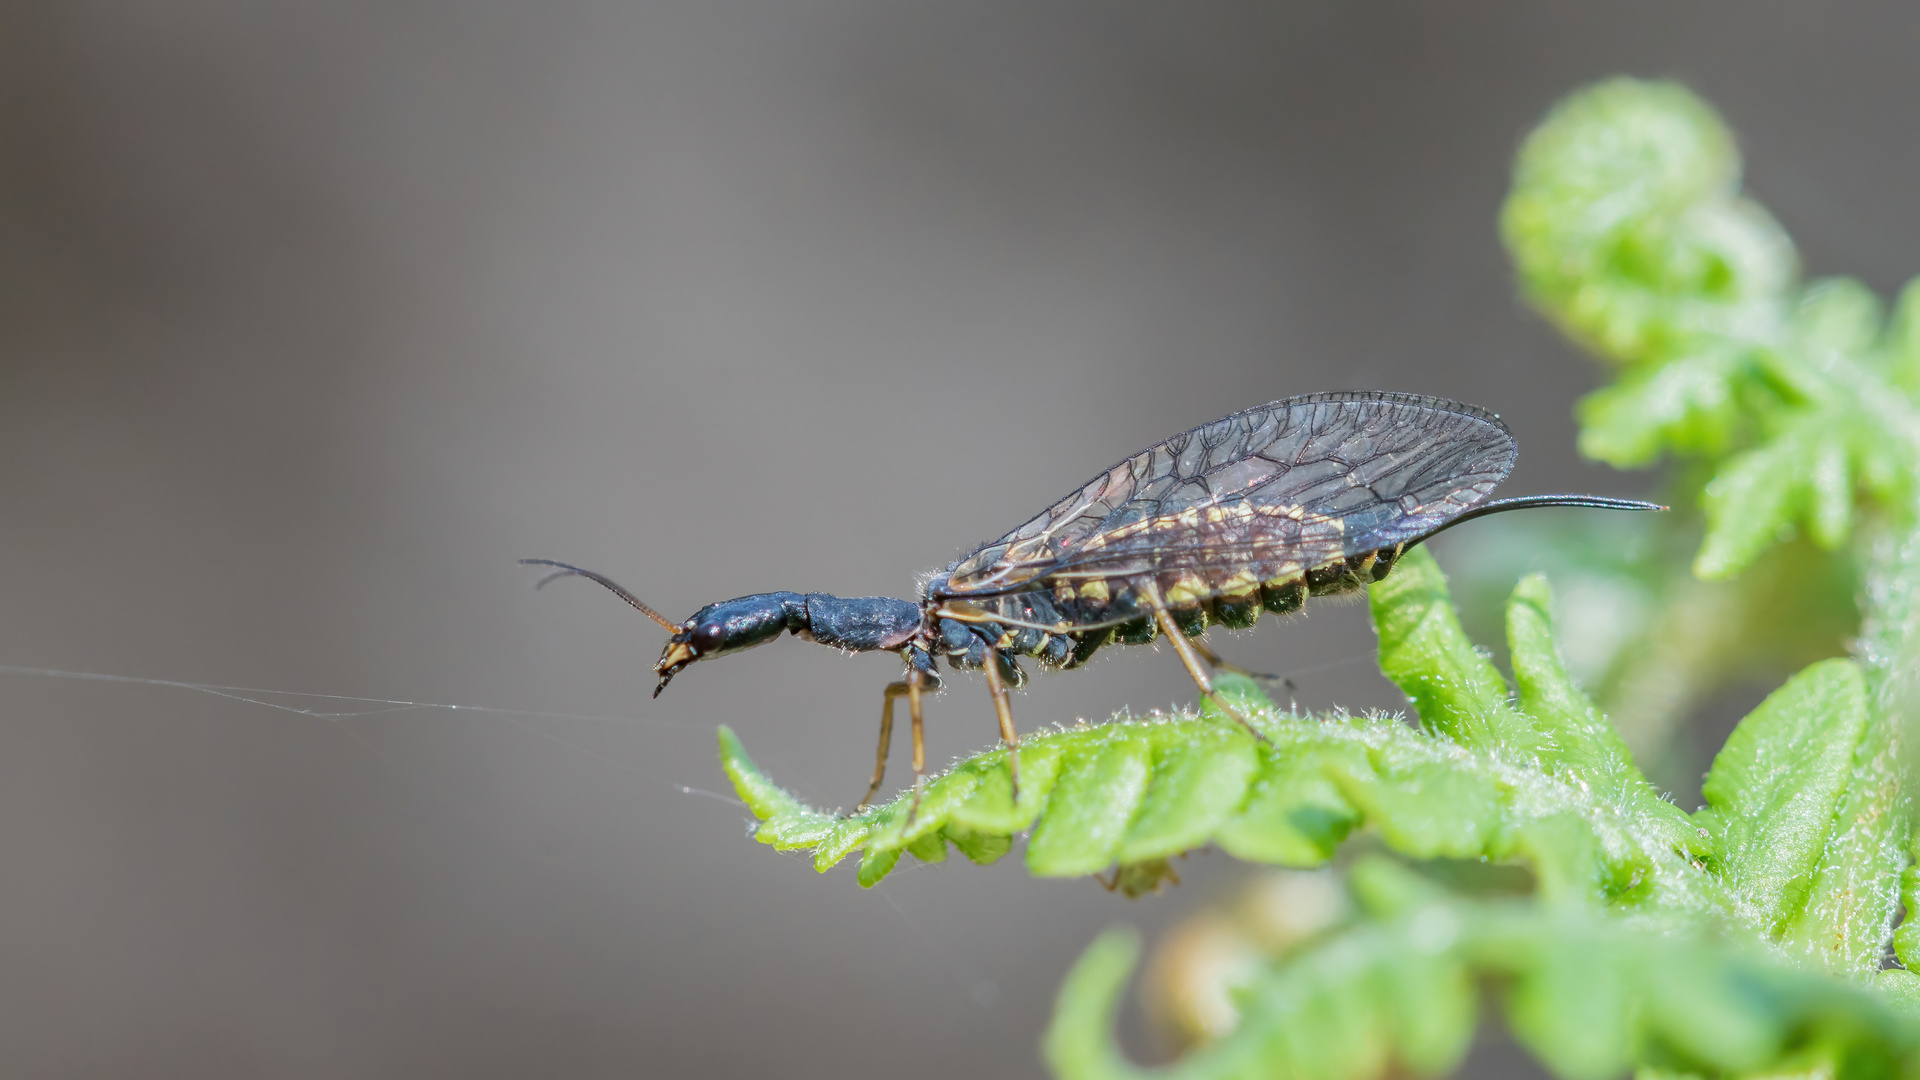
1050,541 -> 1406,668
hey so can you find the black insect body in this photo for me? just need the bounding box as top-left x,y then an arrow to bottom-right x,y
525,391 -> 1660,812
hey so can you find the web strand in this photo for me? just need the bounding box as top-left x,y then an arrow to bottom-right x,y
0,663 -> 739,803
0,663 -> 686,726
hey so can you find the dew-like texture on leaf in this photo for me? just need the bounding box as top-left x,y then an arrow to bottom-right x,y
1698,658 -> 1868,936
940,392 -> 1515,598
1505,574 -> 1654,790
1501,573 -> 1712,884
1780,699 -> 1913,979
719,700 -> 1708,895
718,692 -> 1716,896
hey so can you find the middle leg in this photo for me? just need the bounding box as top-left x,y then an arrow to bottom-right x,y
906,667 -> 929,819
982,645 -> 1022,802
1143,583 -> 1270,743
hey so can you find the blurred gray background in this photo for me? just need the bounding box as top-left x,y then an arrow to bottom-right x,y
2,3 -> 1917,1076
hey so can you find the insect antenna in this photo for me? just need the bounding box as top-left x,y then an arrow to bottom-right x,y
518,558 -> 682,632
1425,494 -> 1666,540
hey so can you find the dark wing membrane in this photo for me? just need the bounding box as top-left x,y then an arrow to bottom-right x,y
940,392 -> 1515,597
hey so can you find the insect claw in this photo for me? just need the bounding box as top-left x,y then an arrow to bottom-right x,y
1209,693 -> 1273,745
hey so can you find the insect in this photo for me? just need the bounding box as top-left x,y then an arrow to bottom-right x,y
525,391 -> 1660,812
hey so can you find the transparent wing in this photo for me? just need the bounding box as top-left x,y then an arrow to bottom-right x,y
940,392 -> 1516,597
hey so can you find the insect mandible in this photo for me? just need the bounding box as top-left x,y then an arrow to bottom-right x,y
524,391 -> 1661,812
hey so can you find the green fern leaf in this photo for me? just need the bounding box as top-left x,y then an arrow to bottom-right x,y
1696,658 -> 1869,936
1504,572 -> 1639,782
1800,276 -> 1885,359
1888,278 -> 1920,395
1502,78 -> 1793,368
1045,858 -> 1920,1080
1367,548 -> 1536,752
722,698 -> 1712,894
1575,346 -> 1748,466
1505,78 -> 1920,580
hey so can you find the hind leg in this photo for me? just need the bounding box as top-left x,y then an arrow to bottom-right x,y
1189,638 -> 1296,692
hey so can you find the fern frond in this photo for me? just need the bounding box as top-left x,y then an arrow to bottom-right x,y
720,550 -> 1725,906
1696,659 -> 1869,937
1045,859 -> 1920,1080
1503,77 -> 1920,581
1499,79 -> 1917,985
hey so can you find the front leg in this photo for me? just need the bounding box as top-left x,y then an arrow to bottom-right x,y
982,644 -> 1022,802
858,681 -> 909,811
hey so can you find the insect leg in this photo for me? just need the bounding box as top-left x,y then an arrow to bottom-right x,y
858,681 -> 908,810
1144,585 -> 1270,744
982,645 -> 1022,802
1189,639 -> 1296,693
907,666 -> 929,820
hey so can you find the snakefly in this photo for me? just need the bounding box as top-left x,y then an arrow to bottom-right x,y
524,391 -> 1660,813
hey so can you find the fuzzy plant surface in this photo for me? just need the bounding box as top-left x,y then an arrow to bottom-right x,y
718,78 -> 1920,1079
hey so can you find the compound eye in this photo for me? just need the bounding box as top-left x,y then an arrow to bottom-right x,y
693,622 -> 727,655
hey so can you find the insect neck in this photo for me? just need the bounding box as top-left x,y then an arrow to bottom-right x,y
796,594 -> 923,653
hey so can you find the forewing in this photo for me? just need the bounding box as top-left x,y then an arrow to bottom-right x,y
942,392 -> 1515,595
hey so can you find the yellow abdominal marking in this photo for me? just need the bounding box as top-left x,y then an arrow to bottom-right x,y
1217,569 -> 1261,599
1263,558 -> 1305,580
1164,572 -> 1209,607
